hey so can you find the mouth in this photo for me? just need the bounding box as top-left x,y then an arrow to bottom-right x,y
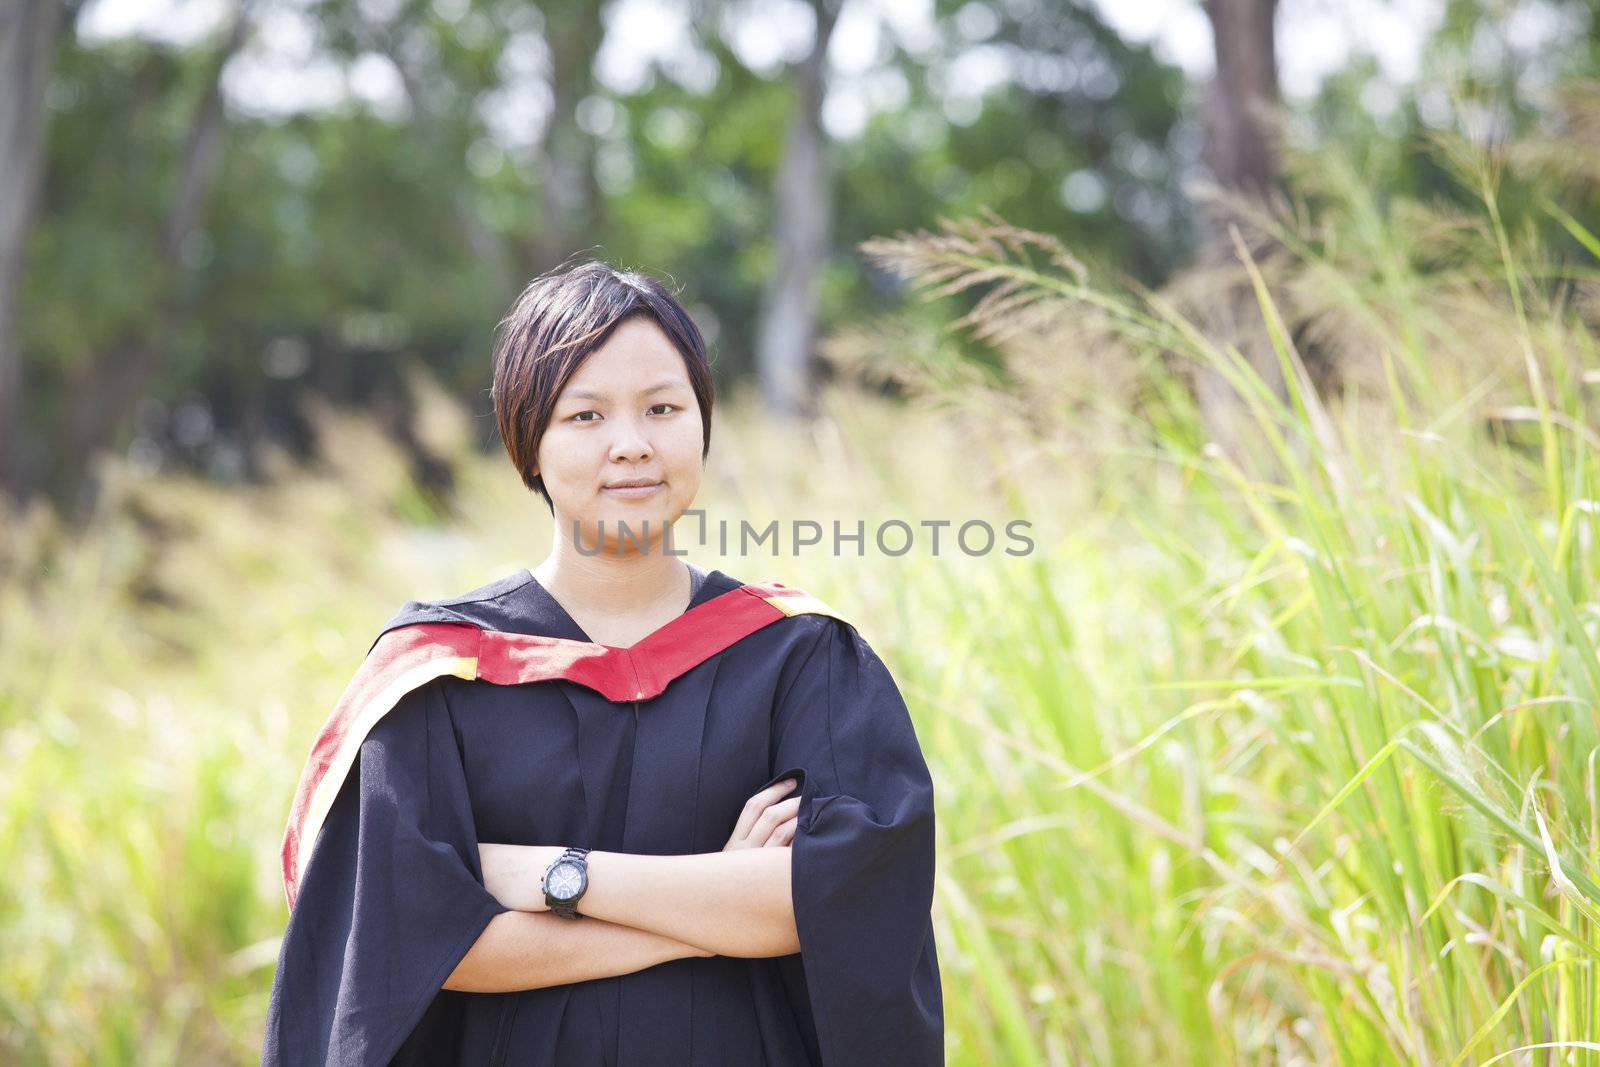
603,480 -> 664,498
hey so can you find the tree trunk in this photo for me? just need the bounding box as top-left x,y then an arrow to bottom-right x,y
1194,0 -> 1286,460
0,0 -> 66,505
58,0 -> 254,514
755,0 -> 841,420
526,0 -> 606,274
1201,0 -> 1279,201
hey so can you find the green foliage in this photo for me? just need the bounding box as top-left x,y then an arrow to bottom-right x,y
17,0 -> 1191,494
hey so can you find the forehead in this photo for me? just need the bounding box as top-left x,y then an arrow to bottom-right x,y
560,317 -> 687,395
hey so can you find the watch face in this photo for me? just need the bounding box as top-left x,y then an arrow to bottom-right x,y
548,860 -> 585,901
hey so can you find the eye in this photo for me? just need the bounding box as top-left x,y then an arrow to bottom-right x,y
570,404 -> 675,422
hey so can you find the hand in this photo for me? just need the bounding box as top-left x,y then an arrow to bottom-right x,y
479,843 -> 566,912
723,778 -> 800,851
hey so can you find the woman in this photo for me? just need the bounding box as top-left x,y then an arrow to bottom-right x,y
261,260 -> 944,1065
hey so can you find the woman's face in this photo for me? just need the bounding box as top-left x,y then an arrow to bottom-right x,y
533,316 -> 704,556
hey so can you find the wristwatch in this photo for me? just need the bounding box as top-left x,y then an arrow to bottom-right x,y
542,847 -> 590,919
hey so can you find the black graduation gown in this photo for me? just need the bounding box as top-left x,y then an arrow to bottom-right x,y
260,565 -> 944,1066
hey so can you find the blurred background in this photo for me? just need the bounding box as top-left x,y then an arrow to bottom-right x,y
4,0 -> 1600,1063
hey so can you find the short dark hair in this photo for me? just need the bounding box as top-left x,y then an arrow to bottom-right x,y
491,259 -> 715,512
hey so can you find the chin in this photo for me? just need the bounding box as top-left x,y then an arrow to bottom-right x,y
593,507 -> 670,545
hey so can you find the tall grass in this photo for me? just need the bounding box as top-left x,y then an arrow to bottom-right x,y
4,116 -> 1600,1064
842,116 -> 1600,1063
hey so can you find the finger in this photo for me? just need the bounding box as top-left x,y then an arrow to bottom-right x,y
763,796 -> 801,825
731,778 -> 797,842
749,797 -> 802,846
765,817 -> 796,847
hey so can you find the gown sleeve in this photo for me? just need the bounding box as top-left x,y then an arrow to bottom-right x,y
759,618 -> 945,1066
261,677 -> 511,1067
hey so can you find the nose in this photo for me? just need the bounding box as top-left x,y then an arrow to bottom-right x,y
608,414 -> 652,463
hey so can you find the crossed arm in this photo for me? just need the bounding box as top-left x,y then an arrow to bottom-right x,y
444,777 -> 803,993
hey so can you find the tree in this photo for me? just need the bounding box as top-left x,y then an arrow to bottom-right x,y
754,0 -> 843,420
1189,0 -> 1289,458
525,0 -> 608,273
57,0 -> 257,514
0,0 -> 68,503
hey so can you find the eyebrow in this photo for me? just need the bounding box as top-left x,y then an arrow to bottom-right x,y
563,379 -> 689,402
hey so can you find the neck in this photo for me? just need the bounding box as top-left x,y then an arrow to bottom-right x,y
533,538 -> 695,619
